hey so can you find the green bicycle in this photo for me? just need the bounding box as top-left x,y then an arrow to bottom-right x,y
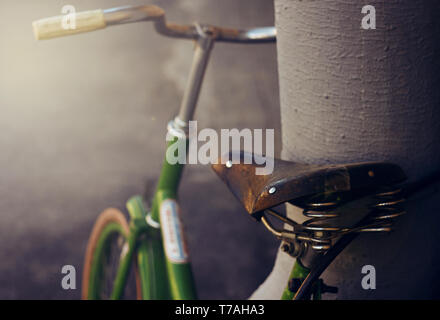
33,4 -> 276,300
34,4 -> 427,300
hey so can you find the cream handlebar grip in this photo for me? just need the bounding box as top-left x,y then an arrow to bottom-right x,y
32,9 -> 106,40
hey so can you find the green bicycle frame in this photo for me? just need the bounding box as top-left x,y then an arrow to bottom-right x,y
106,31 -> 214,300
108,137 -> 197,300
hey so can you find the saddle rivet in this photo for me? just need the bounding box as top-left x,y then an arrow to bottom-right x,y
226,160 -> 233,168
269,187 -> 276,194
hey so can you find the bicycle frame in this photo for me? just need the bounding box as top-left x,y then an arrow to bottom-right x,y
104,20 -> 275,299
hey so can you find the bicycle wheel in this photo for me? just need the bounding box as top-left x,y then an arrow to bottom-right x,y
82,208 -> 141,299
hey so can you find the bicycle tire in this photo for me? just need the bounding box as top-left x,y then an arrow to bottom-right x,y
82,208 -> 141,299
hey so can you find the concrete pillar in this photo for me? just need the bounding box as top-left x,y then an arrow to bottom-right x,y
252,0 -> 440,299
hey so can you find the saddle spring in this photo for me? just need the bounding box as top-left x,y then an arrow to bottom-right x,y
302,186 -> 406,252
263,185 -> 406,254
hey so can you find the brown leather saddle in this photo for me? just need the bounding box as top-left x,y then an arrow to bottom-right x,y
212,151 -> 406,217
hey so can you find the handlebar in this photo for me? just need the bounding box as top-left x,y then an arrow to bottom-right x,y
32,5 -> 276,43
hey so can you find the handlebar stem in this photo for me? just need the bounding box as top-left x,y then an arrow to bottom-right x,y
176,24 -> 214,126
